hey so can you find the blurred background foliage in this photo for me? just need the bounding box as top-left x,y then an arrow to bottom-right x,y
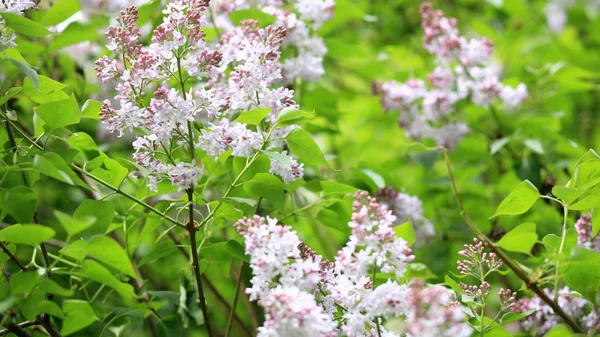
1,0 -> 599,336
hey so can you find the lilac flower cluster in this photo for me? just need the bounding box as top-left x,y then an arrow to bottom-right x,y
0,0 -> 38,51
236,192 -> 472,337
211,0 -> 334,82
375,187 -> 435,244
575,213 -> 600,252
514,287 -> 591,336
457,238 -> 502,279
373,2 -> 527,150
405,280 -> 471,337
96,2 -> 313,191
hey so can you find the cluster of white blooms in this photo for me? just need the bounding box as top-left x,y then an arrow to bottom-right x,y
0,0 -> 37,51
373,2 -> 527,150
375,187 -> 435,244
236,192 -> 472,337
97,1 -> 311,191
514,287 -> 590,336
211,0 -> 334,82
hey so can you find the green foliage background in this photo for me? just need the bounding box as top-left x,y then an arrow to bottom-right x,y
0,0 -> 599,336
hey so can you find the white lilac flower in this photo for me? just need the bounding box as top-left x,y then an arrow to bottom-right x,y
197,119 -> 262,157
375,187 -> 436,244
374,2 -> 527,151
0,0 -> 36,14
269,151 -> 304,183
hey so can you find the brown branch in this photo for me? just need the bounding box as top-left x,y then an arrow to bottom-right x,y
186,189 -> 214,337
442,148 -> 585,334
0,243 -> 27,272
0,321 -> 36,336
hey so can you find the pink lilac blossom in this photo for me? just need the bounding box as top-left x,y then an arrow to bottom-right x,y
97,2 -> 310,189
373,2 -> 527,150
514,287 -> 589,336
237,192 -> 471,337
210,0 -> 334,82
405,280 -> 472,337
456,238 -> 502,278
575,213 -> 600,252
375,187 -> 435,244
235,216 -> 336,337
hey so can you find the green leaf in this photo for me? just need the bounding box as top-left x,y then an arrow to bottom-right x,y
40,0 -> 81,26
7,58 -> 39,91
225,240 -> 249,262
34,154 -> 75,185
90,157 -> 128,187
500,310 -> 534,325
261,150 -> 291,170
275,107 -> 315,126
66,132 -> 99,158
74,200 -> 115,234
212,201 -> 243,221
561,246 -> 600,303
21,75 -> 68,103
80,260 -> 136,299
286,128 -> 328,166
0,224 -> 55,245
0,87 -> 22,106
569,190 -> 600,210
320,181 -> 358,194
552,186 -> 584,205
236,107 -> 271,125
11,272 -> 39,295
54,210 -> 95,239
572,159 -> 600,189
393,221 -> 416,246
39,278 -> 74,296
80,99 -> 101,119
87,236 -> 136,278
483,326 -> 512,337
1,12 -> 51,37
35,94 -> 80,130
496,222 -> 538,255
0,186 -> 36,223
523,139 -> 544,154
243,173 -> 285,209
490,137 -> 510,155
491,180 -> 540,218
138,241 -> 178,267
33,153 -> 92,189
61,300 -> 98,336
229,9 -> 276,27
542,229 -> 577,256
50,22 -> 100,51
544,325 -> 574,337
361,168 -> 385,189
59,240 -> 88,261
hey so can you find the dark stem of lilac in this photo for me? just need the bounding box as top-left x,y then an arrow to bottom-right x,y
0,243 -> 26,272
187,189 -> 213,337
442,149 -> 584,334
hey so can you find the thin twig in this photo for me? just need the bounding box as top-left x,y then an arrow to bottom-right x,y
0,243 -> 27,271
224,262 -> 245,337
187,190 -> 214,337
442,148 -> 585,333
3,322 -> 31,337
0,321 -> 36,336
